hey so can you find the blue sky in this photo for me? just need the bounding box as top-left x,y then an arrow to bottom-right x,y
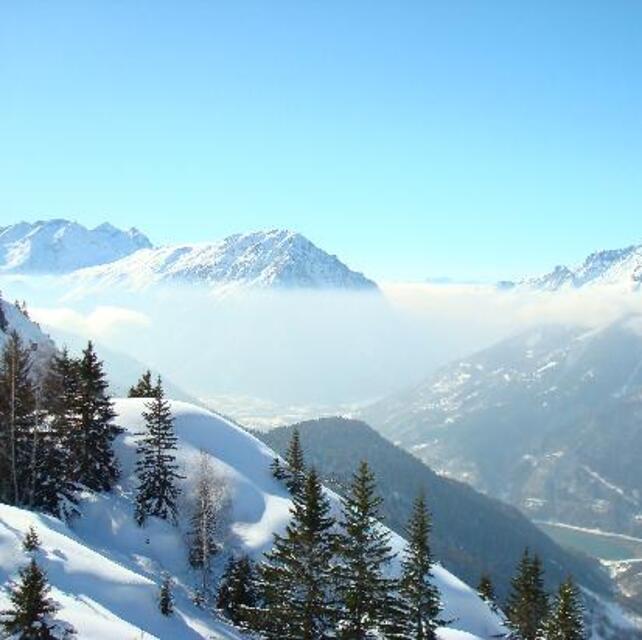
1,1 -> 640,281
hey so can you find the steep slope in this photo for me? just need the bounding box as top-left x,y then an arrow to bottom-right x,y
0,219 -> 152,273
362,316 -> 642,537
0,399 -> 506,639
68,229 -> 378,292
504,243 -> 642,291
260,418 -> 611,602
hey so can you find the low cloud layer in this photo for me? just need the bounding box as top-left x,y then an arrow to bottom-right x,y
4,275 -> 642,406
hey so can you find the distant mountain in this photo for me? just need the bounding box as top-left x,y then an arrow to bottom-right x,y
362,316 -> 642,538
68,228 -> 377,292
503,244 -> 642,291
0,219 -> 152,273
260,417 -> 611,602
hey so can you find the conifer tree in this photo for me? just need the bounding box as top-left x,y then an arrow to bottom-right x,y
188,452 -> 219,597
335,460 -> 395,639
477,573 -> 498,613
128,370 -> 155,398
0,331 -> 36,506
507,549 -> 549,640
252,468 -> 336,639
216,555 -> 258,626
74,342 -> 120,491
35,349 -> 81,519
0,558 -> 76,639
283,428 -> 305,495
134,377 -> 183,525
396,493 -> 442,640
23,526 -> 41,553
540,578 -> 585,640
270,456 -> 287,481
158,573 -> 174,616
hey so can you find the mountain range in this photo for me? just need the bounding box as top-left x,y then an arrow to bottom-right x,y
362,316 -> 642,539
0,220 -> 377,292
504,243 -> 642,291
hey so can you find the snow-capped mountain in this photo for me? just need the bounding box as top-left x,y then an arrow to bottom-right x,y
362,316 -> 642,538
0,398 -> 508,639
0,219 -> 152,274
506,244 -> 642,291
68,229 -> 377,292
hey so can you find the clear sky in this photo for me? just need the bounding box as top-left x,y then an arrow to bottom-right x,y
1,1 -> 640,281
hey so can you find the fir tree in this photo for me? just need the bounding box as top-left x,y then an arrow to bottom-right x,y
270,457 -> 287,481
74,342 -> 120,491
283,428 -> 305,495
216,555 -> 258,626
158,573 -> 174,616
540,578 -> 585,640
507,549 -> 549,640
0,331 -> 36,506
0,558 -> 76,639
128,370 -> 155,398
335,460 -> 395,640
23,526 -> 41,553
252,468 -> 336,640
477,573 -> 498,613
396,493 -> 442,640
35,349 -> 80,520
134,377 -> 183,525
188,452 -> 219,597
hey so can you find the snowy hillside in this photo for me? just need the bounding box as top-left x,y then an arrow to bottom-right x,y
67,229 -> 378,292
0,399 -> 505,639
0,220 -> 152,273
506,243 -> 642,291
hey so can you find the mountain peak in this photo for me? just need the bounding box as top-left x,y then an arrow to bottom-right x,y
0,219 -> 153,274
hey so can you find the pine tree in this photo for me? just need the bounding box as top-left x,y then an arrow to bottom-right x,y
134,377 -> 183,525
216,555 -> 258,626
270,457 -> 288,481
0,331 -> 36,506
35,349 -> 81,520
252,468 -> 336,640
128,370 -> 155,398
335,460 -> 395,640
507,549 -> 549,640
158,573 -> 174,616
74,342 -> 120,491
395,493 -> 442,640
283,428 -> 306,495
23,526 -> 41,553
477,573 -> 498,613
540,578 -> 585,640
0,558 -> 76,639
188,452 -> 219,597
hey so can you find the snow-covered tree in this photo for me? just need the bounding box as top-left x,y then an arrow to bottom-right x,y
134,377 -> 183,525
335,460 -> 395,639
216,555 -> 258,626
0,558 -> 76,639
252,468 -> 336,639
128,370 -> 155,398
477,573 -> 496,609
395,493 -> 442,640
74,342 -> 120,491
158,573 -> 174,617
187,452 -> 220,597
540,578 -> 585,640
23,526 -> 41,553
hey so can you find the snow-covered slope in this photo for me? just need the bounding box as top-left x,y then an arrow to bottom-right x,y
0,399 -> 504,639
0,220 -> 152,274
508,244 -> 642,291
68,229 -> 378,292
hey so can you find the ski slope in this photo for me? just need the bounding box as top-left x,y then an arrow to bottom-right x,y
0,399 -> 506,639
